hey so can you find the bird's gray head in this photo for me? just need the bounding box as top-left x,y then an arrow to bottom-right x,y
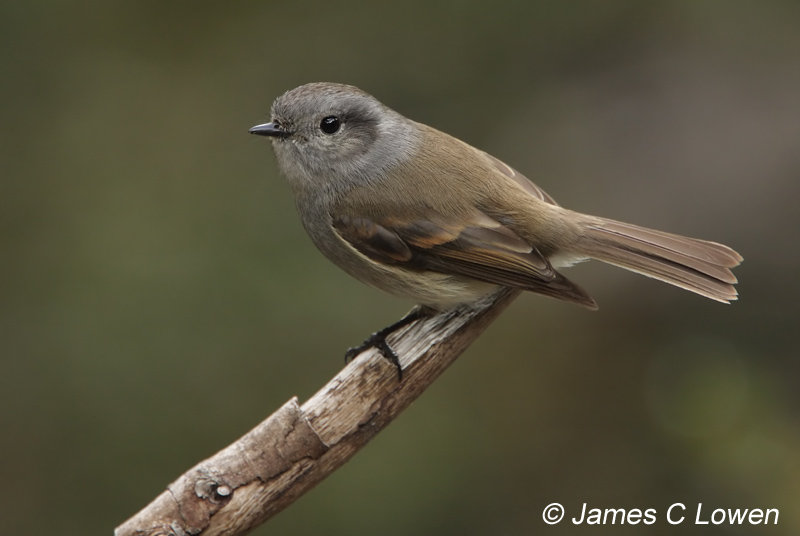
250,83 -> 419,193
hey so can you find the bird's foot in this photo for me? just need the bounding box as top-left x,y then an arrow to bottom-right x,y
344,307 -> 430,380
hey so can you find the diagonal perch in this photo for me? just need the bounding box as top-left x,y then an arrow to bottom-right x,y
115,288 -> 520,536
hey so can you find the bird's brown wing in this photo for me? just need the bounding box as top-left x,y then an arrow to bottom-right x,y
332,211 -> 597,309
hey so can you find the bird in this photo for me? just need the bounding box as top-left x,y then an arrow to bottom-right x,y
250,83 -> 742,376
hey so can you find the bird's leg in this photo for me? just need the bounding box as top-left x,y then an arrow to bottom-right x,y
344,306 -> 433,380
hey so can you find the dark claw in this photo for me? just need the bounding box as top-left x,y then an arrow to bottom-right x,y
343,307 -> 431,381
345,331 -> 403,379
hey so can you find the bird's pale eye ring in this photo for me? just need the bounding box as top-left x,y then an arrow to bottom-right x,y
320,116 -> 341,134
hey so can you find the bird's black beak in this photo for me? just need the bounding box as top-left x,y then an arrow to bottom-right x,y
249,122 -> 289,138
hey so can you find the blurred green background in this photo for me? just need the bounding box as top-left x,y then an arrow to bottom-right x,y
2,2 -> 798,535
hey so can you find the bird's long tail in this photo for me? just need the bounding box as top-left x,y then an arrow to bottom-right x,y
571,216 -> 742,303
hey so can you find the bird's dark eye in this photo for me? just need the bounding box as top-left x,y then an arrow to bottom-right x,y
320,116 -> 340,134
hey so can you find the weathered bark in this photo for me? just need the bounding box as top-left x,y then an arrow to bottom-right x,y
116,288 -> 519,536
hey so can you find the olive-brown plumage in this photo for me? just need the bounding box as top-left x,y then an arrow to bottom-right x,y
250,82 -> 742,311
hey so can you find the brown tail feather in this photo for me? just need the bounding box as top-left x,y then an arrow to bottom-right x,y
573,217 -> 742,303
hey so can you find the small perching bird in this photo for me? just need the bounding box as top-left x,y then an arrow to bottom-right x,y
250,83 -> 742,373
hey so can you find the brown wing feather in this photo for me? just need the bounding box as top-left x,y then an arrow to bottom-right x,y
332,217 -> 412,263
333,213 -> 598,309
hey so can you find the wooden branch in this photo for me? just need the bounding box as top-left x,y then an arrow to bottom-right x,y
115,288 -> 520,536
